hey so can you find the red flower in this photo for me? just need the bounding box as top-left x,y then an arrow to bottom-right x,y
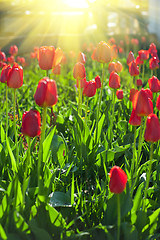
138,50 -> 149,61
73,62 -> 86,80
136,79 -> 142,87
109,71 -> 120,89
109,166 -> 127,194
144,113 -> 160,142
111,44 -> 118,59
144,88 -> 153,100
132,88 -> 153,116
7,56 -> 15,64
83,80 -> 96,97
127,51 -> 135,65
115,61 -> 123,73
156,95 -> 160,111
91,41 -> 112,63
0,64 -> 12,83
7,63 -> 23,88
129,61 -> 139,76
34,77 -> 58,107
0,51 -> 7,62
9,45 -> 18,56
136,56 -> 144,65
108,62 -> 117,74
116,89 -> 123,99
149,43 -> 157,55
95,75 -> 101,88
129,88 -> 138,102
38,46 -> 55,70
129,108 -> 141,126
148,76 -> 160,93
77,52 -> 86,65
52,64 -> 61,75
149,57 -> 159,70
21,110 -> 41,138
131,38 -> 139,46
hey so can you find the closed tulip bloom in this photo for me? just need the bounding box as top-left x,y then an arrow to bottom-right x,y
129,61 -> 139,76
108,62 -> 117,74
0,51 -> 7,62
148,76 -> 160,93
34,77 -> 58,107
109,71 -> 120,89
109,166 -> 127,194
52,64 -> 61,75
136,79 -> 142,87
73,62 -> 86,80
149,57 -> 159,70
127,51 -> 135,65
21,110 -> 41,138
77,52 -> 86,65
9,45 -> 18,56
7,63 -> 23,88
129,108 -> 141,126
111,44 -> 118,59
38,46 -> 55,70
149,43 -> 157,55
129,88 -> 138,102
91,41 -> 112,63
156,95 -> 160,111
7,56 -> 15,64
115,61 -> 123,73
144,88 -> 153,100
132,88 -> 153,116
144,113 -> 160,142
83,80 -> 96,97
116,89 -> 123,99
95,75 -> 101,88
138,50 -> 149,61
0,64 -> 11,83
136,56 -> 144,65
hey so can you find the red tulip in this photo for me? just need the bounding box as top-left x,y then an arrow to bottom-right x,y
144,88 -> 153,100
91,41 -> 112,63
0,51 -> 7,62
21,110 -> 41,138
156,95 -> 160,111
131,38 -> 139,46
109,71 -> 120,89
52,64 -> 61,75
34,77 -> 58,107
144,113 -> 160,142
108,62 -> 116,74
129,61 -> 139,76
136,56 -> 143,65
138,50 -> 149,61
136,79 -> 142,87
77,52 -> 86,65
127,51 -> 135,65
0,64 -> 12,83
129,88 -> 138,102
149,43 -> 157,55
7,56 -> 15,64
83,80 -> 97,97
73,62 -> 86,80
132,88 -> 153,116
116,89 -> 123,99
7,63 -> 23,88
9,45 -> 18,56
109,166 -> 127,194
38,46 -> 55,70
111,44 -> 118,59
115,61 -> 123,73
95,75 -> 101,88
129,108 -> 141,126
148,76 -> 160,93
149,57 -> 159,70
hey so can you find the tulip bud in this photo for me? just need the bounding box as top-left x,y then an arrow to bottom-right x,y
136,79 -> 142,87
95,75 -> 101,88
144,113 -> 160,142
138,50 -> 149,61
109,166 -> 127,194
116,89 -> 123,99
0,64 -> 12,83
7,63 -> 23,88
109,71 -> 120,89
73,62 -> 86,80
0,51 -> 7,62
144,88 -> 153,100
129,61 -> 139,76
34,77 -> 58,107
115,61 -> 123,73
83,80 -> 96,97
129,108 -> 141,126
9,45 -> 18,56
149,57 -> 159,70
108,62 -> 117,74
148,76 -> 160,93
21,110 -> 41,138
127,51 -> 135,65
77,52 -> 86,65
91,41 -> 112,63
38,46 -> 55,70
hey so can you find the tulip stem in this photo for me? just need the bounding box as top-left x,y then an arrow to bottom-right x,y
117,194 -> 121,240
85,97 -> 89,125
13,88 -> 19,164
95,63 -> 105,143
137,117 -> 147,163
110,89 -> 116,147
6,84 -> 8,137
131,126 -> 137,185
142,142 -> 153,211
23,136 -> 31,203
38,106 -> 47,190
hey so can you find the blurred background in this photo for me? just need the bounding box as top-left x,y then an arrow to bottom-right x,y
0,0 -> 159,53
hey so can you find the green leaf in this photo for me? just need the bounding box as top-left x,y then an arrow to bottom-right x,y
142,208 -> 160,234
46,204 -> 66,227
43,126 -> 56,163
49,192 -> 71,207
1,123 -> 5,143
6,137 -> 17,173
0,224 -> 7,240
94,113 -> 105,143
51,135 -> 66,168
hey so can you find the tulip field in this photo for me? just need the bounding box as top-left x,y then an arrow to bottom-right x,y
0,37 -> 160,240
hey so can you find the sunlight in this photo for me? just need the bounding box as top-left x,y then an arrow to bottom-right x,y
62,0 -> 89,8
